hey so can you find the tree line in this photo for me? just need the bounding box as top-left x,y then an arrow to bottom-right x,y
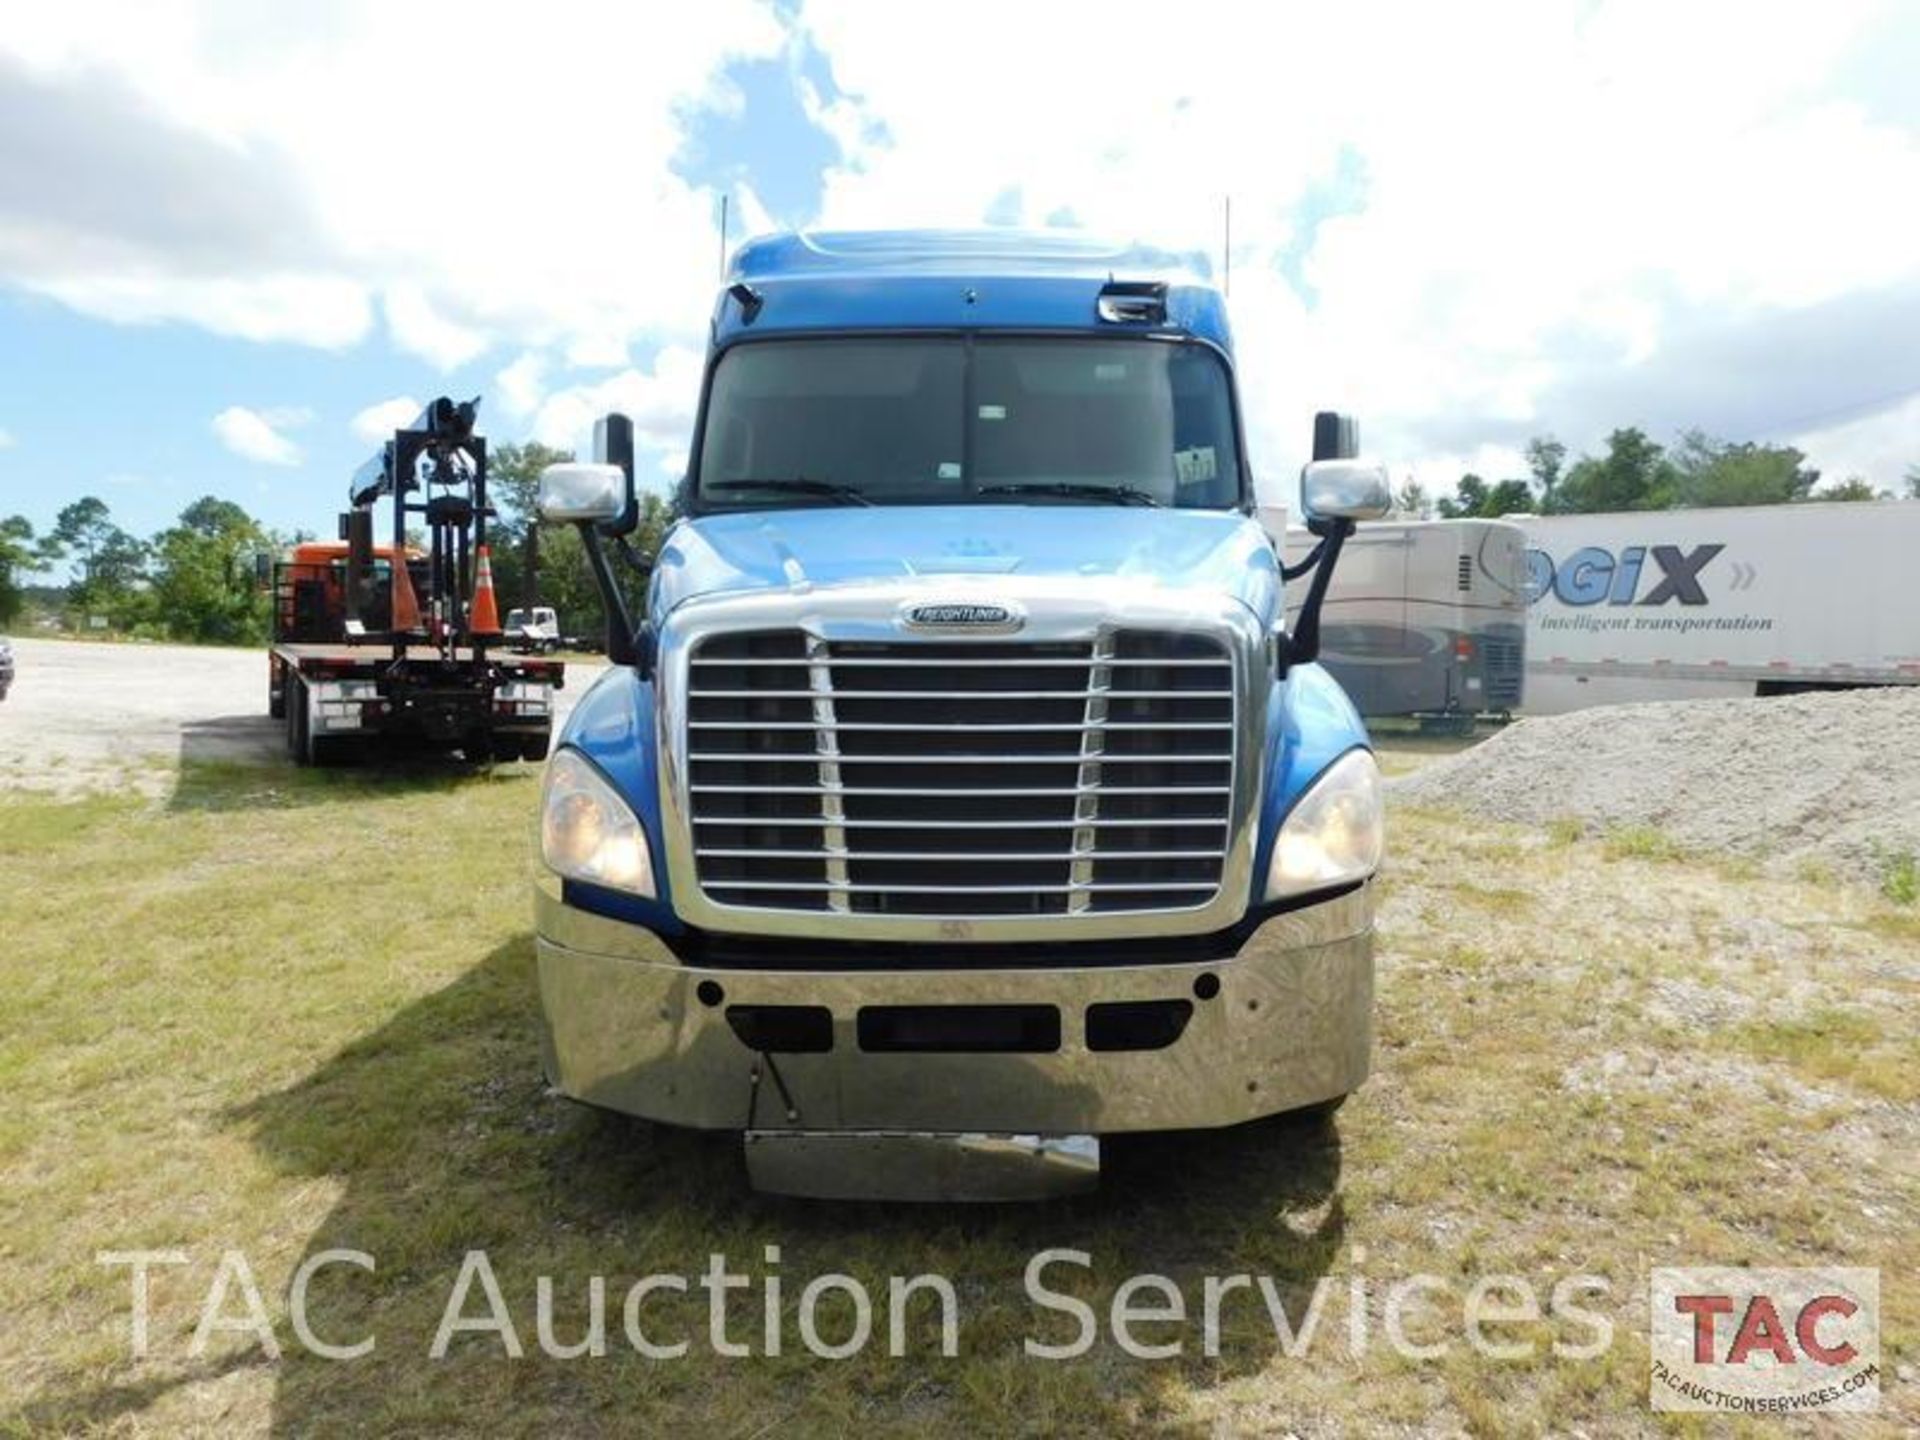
1398,429 -> 1920,521
0,494 -> 274,641
0,441 -> 673,643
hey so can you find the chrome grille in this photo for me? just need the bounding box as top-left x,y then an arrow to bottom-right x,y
686,629 -> 1235,917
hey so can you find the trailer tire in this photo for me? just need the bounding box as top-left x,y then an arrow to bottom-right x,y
288,676 -> 311,765
302,698 -> 352,767
285,676 -> 349,766
309,731 -> 352,767
483,732 -> 548,763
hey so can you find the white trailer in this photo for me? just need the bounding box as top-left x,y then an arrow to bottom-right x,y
1516,501 -> 1920,714
1284,518 -> 1529,729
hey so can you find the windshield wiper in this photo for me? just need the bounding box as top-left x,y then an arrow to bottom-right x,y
974,482 -> 1162,507
707,477 -> 873,507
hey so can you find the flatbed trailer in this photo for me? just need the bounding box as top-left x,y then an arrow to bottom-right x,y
265,396 -> 563,764
269,642 -> 561,766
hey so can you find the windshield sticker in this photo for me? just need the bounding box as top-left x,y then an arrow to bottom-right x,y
937,462 -> 963,480
1094,363 -> 1128,381
977,404 -> 1007,421
1175,446 -> 1218,485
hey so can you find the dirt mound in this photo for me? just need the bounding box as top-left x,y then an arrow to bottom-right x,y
1391,686 -> 1920,876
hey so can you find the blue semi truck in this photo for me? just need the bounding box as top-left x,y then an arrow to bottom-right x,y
530,230 -> 1392,1199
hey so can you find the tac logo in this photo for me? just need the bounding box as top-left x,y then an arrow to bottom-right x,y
1525,544 -> 1735,607
1649,1267 -> 1880,1413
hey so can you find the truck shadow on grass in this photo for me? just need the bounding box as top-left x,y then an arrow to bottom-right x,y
171,722 -> 541,813
226,937 -> 1349,1434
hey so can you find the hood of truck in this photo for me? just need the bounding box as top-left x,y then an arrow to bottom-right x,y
652,505 -> 1280,621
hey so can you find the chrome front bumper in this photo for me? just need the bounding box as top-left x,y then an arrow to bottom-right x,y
534,879 -> 1374,1136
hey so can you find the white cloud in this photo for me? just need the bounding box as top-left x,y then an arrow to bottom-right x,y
799,0 -> 1920,495
1792,392 -> 1920,489
0,4 -> 785,360
349,396 -> 422,444
32,274 -> 373,350
382,285 -> 490,371
6,1 -> 1920,498
531,345 -> 707,478
494,352 -> 548,420
211,405 -> 308,466
0,426 -> 14,449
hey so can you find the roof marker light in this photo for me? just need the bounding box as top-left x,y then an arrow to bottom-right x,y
1096,280 -> 1168,325
728,282 -> 764,323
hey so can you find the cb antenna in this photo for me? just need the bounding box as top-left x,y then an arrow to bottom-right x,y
1222,195 -> 1232,298
718,194 -> 729,281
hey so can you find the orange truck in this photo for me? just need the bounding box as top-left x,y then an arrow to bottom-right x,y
266,398 -> 561,764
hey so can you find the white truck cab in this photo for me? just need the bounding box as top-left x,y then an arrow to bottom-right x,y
505,606 -> 562,654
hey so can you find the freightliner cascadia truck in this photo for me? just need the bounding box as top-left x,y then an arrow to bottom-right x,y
530,230 -> 1392,1199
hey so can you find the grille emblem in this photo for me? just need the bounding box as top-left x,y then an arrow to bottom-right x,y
901,601 -> 1023,631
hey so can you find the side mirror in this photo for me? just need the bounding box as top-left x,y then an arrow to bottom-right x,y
1301,459 -> 1392,523
547,411 -> 649,675
538,463 -> 630,523
591,412 -> 639,535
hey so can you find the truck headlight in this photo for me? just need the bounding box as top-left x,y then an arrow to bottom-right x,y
1267,749 -> 1384,900
540,749 -> 655,897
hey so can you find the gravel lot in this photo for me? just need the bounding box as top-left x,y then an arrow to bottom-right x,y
0,637 -> 604,793
1394,685 -> 1920,877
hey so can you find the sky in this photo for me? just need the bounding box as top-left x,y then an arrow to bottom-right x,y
2,0 -> 1918,559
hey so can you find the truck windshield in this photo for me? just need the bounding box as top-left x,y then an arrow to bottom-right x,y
694,337 -> 1243,510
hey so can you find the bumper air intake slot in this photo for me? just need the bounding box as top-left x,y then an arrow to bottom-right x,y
1085,998 -> 1194,1052
857,1004 -> 1060,1054
726,1005 -> 834,1053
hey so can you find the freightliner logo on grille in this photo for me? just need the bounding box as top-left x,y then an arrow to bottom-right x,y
902,602 -> 1022,630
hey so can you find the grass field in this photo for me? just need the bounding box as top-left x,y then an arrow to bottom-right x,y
0,754 -> 1913,1434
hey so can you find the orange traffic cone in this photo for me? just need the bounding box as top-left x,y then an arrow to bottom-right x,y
391,555 -> 421,632
469,545 -> 502,636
